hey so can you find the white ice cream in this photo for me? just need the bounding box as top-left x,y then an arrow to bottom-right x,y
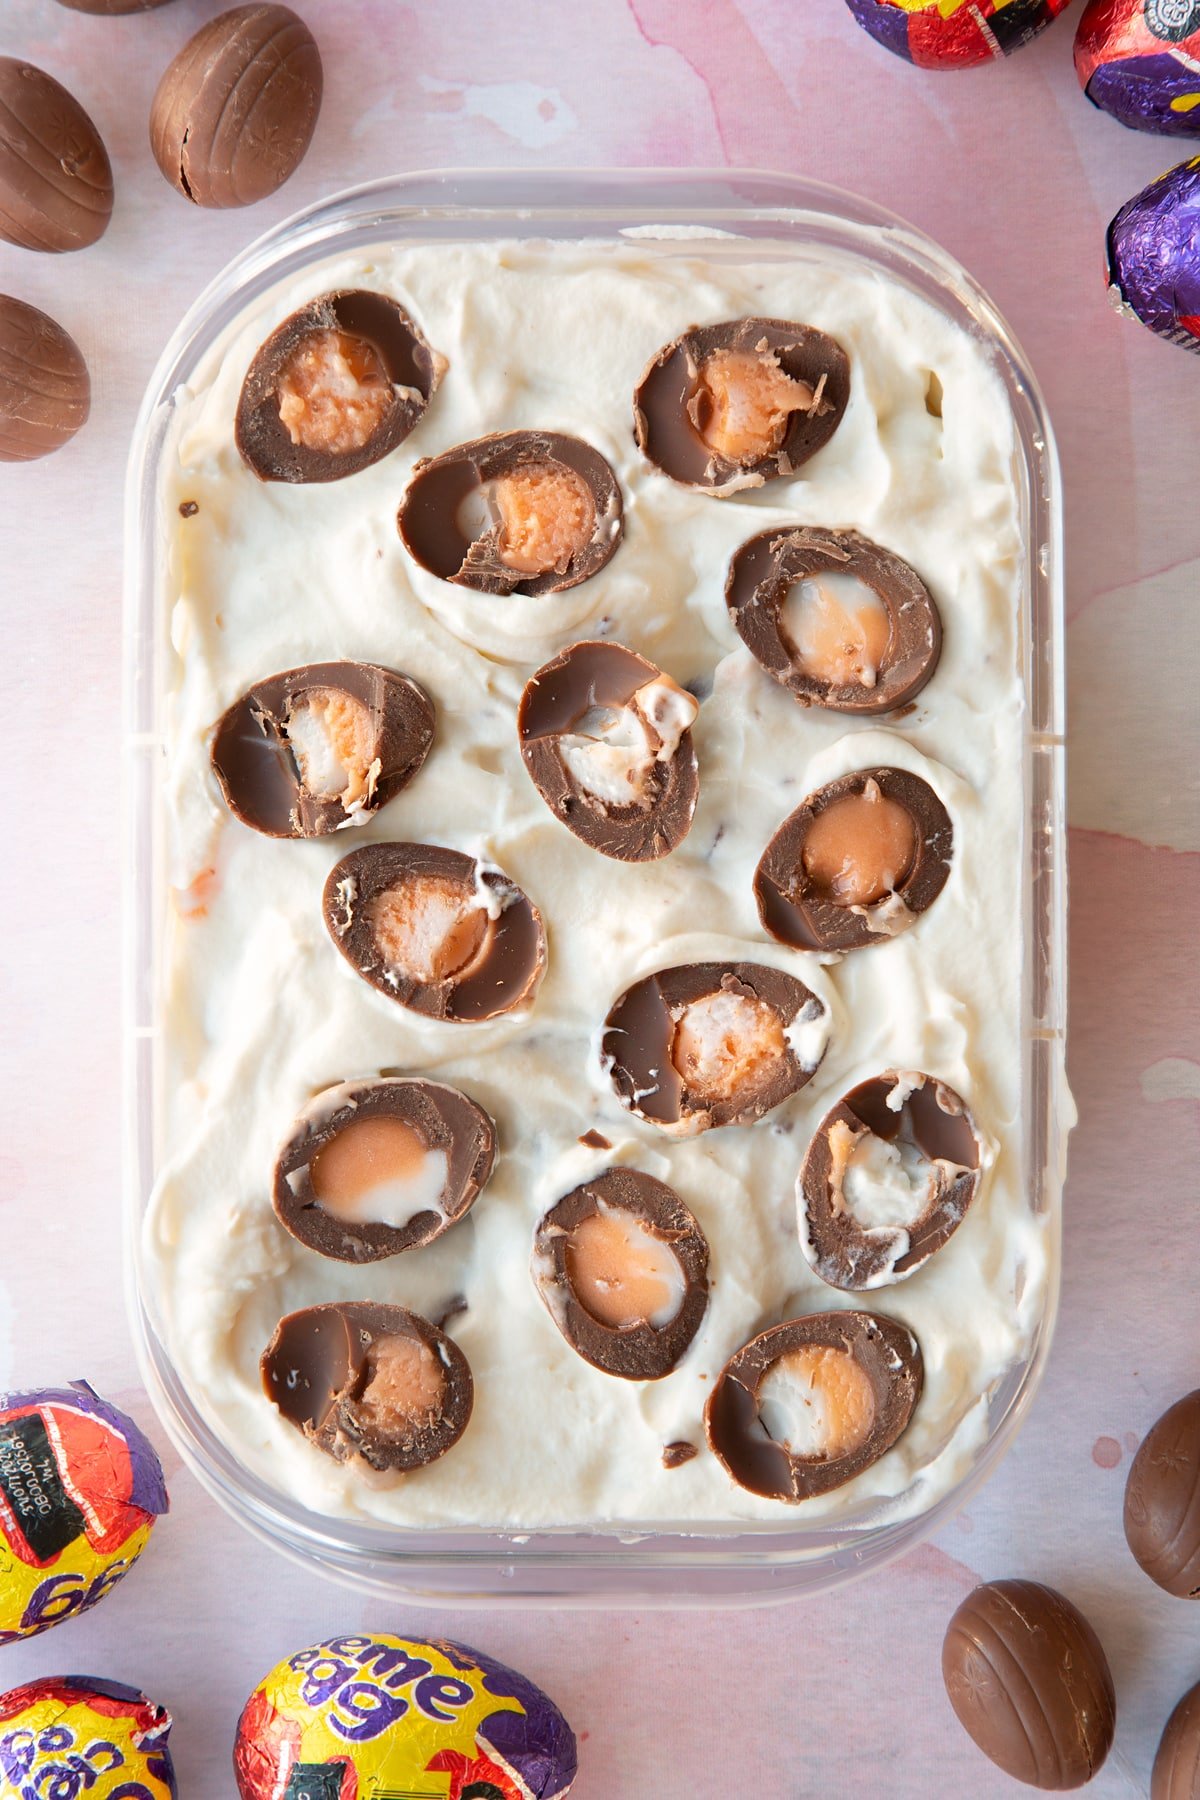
145,236 -> 1056,1532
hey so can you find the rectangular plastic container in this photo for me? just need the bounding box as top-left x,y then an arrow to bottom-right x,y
123,168 -> 1067,1606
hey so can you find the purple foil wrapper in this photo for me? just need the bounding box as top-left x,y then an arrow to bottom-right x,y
1108,155 -> 1200,349
1076,0 -> 1200,134
462,1641 -> 581,1797
845,0 -> 1068,67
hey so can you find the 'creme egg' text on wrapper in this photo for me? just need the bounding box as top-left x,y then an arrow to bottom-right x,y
235,1634 -> 578,1799
0,1675 -> 176,1798
0,1383 -> 168,1645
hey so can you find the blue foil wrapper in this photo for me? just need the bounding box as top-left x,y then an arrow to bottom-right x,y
1107,155 -> 1200,349
1076,0 -> 1200,133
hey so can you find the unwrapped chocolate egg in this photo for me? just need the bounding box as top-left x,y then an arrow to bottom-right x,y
942,1579 -> 1116,1788
1107,155 -> 1200,350
150,3 -> 322,208
1076,0 -> 1200,133
0,296 -> 90,462
0,1676 -> 176,1796
845,0 -> 1071,66
1125,1387 -> 1200,1594
234,1634 -> 577,1799
0,1382 -> 168,1645
0,58 -> 112,252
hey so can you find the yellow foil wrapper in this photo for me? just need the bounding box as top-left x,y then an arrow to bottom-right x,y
235,1634 -> 577,1799
0,1384 -> 168,1644
0,1675 -> 176,1796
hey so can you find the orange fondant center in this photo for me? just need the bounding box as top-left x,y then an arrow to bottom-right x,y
670,989 -> 787,1104
694,348 -> 813,464
356,1334 -> 446,1434
367,876 -> 488,984
781,573 -> 891,688
759,1346 -> 876,1460
566,1207 -> 686,1331
311,1116 -> 429,1213
494,463 -> 596,575
802,786 -> 916,907
276,329 -> 392,455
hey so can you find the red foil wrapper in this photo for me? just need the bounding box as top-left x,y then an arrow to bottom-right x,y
845,0 -> 1072,67
0,1382 -> 168,1644
1076,0 -> 1200,132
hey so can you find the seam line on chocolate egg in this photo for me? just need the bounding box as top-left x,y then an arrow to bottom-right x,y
1151,1450 -> 1200,1582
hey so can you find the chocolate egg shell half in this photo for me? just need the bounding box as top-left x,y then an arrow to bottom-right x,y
705,1310 -> 922,1501
0,297 -> 89,462
1076,1 -> 1200,136
518,640 -> 700,861
149,3 -> 322,210
210,661 -> 434,838
323,842 -> 547,1023
1125,1388 -> 1200,1595
532,1167 -> 709,1380
602,961 -> 827,1136
942,1579 -> 1116,1790
236,290 -> 441,483
1108,156 -> 1200,352
726,526 -> 941,713
273,1078 -> 496,1263
261,1300 -> 473,1473
398,429 -> 623,595
755,766 -> 953,953
633,316 -> 850,492
1153,1681 -> 1200,1800
800,1072 -> 982,1291
0,59 -> 113,253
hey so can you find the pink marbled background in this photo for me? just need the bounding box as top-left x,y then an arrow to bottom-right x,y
1,1 -> 1198,1794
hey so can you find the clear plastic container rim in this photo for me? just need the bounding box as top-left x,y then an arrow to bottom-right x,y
122,167 -> 1067,1606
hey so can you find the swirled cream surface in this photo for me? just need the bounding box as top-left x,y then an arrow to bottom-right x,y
145,236 -> 1058,1531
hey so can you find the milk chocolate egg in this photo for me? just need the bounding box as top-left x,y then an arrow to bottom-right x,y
532,1168 -> 709,1379
1108,156 -> 1200,350
845,0 -> 1071,66
518,640 -> 699,860
0,1383 -> 168,1645
0,59 -> 112,252
1076,1 -> 1200,134
942,1579 -> 1116,1788
323,843 -> 547,1022
150,3 -> 322,208
273,1077 -> 496,1262
236,292 -> 442,483
754,767 -> 953,953
0,296 -> 90,462
1125,1388 -> 1200,1595
799,1071 -> 982,1290
235,1635 -> 577,1799
399,430 -> 623,595
633,317 -> 849,492
0,1677 -> 176,1796
601,961 -> 829,1136
1153,1681 -> 1200,1800
262,1301 -> 474,1473
210,660 -> 434,834
705,1310 -> 923,1500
